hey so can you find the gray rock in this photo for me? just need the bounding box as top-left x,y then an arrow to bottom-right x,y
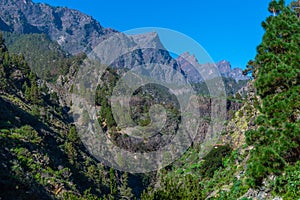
0,0 -> 116,55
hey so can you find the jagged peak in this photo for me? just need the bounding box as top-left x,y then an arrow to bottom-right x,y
176,52 -> 199,66
218,59 -> 230,64
3,0 -> 33,5
0,0 -> 116,54
176,53 -> 249,82
130,31 -> 165,50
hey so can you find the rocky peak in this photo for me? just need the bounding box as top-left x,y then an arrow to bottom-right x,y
0,0 -> 249,85
177,52 -> 198,66
176,53 -> 249,82
0,0 -> 116,54
130,32 -> 165,50
216,60 -> 231,74
215,60 -> 249,81
176,52 -> 202,82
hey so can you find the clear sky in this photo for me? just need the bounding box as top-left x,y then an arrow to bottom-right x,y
33,0 -> 293,69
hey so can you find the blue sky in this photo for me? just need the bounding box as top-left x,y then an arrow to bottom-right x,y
33,0 -> 293,69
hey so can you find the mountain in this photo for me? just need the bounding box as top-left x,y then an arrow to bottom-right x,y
130,32 -> 166,50
1,0 -> 299,199
216,60 -> 249,81
2,31 -> 73,81
0,0 -> 116,55
0,33 -> 143,199
0,29 -> 244,199
0,0 -> 248,86
94,31 -> 179,72
177,52 -> 249,82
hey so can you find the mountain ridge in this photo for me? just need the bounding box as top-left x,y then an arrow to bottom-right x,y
0,0 -> 117,54
0,0 -> 249,83
177,52 -> 249,82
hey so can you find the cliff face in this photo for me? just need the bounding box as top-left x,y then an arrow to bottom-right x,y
0,0 -> 248,88
176,53 -> 249,83
0,0 -> 116,54
216,60 -> 249,81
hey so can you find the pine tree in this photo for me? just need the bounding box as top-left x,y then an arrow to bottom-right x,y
118,172 -> 134,200
109,168 -> 118,197
23,81 -> 31,100
0,33 -> 9,90
23,72 -> 42,104
245,0 -> 300,186
291,0 -> 300,17
268,0 -> 284,16
0,33 -> 7,53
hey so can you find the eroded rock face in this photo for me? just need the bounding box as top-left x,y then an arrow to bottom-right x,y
176,54 -> 249,83
0,0 -> 116,54
0,0 -> 248,89
213,60 -> 249,81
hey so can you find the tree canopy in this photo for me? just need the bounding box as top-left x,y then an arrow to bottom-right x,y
245,0 -> 300,187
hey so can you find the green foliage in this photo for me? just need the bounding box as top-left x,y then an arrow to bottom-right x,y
245,0 -> 300,187
143,173 -> 205,200
142,145 -> 244,199
109,168 -> 118,196
192,77 -> 248,96
67,125 -> 80,144
271,161 -> 300,198
118,172 -> 134,200
199,145 -> 232,178
23,72 -> 42,104
0,32 -> 7,53
96,68 -> 118,129
63,190 -> 101,200
0,35 -> 31,93
0,37 -> 137,200
3,32 -> 66,80
2,1 -> 299,198
246,146 -> 286,187
49,92 -> 59,105
291,0 -> 300,17
2,31 -> 86,82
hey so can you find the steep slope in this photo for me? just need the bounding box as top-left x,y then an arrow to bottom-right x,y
2,31 -> 73,81
142,1 -> 300,199
0,0 -> 116,54
0,34 -> 139,200
0,0 -> 248,90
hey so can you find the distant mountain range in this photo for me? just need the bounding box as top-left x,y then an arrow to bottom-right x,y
0,0 -> 249,83
176,52 -> 249,82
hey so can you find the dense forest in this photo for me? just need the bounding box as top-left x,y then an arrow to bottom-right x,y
0,0 -> 299,199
